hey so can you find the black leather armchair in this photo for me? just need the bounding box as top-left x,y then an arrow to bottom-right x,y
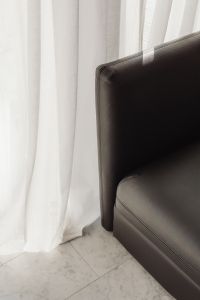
96,32 -> 200,299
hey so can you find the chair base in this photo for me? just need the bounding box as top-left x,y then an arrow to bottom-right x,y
113,206 -> 200,300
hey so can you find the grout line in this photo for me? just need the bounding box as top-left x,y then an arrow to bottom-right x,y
0,253 -> 24,268
65,257 -> 133,300
70,242 -> 99,277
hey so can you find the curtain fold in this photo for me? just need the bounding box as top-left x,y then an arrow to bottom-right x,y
119,0 -> 146,56
62,0 -> 121,241
120,0 -> 200,56
144,0 -> 200,48
0,0 -> 199,254
0,0 -> 121,254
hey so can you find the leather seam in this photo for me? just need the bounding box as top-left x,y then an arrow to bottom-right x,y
116,196 -> 200,276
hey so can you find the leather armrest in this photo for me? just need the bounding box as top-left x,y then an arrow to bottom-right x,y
96,32 -> 200,231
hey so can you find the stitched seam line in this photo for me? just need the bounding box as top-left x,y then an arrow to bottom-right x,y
116,196 -> 200,276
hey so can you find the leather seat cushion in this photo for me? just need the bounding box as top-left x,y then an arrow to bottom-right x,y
116,142 -> 200,276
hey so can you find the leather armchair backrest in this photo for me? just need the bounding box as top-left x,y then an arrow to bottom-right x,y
96,32 -> 200,231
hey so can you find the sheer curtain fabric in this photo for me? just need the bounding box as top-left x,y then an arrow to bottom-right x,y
120,0 -> 200,57
0,0 -> 120,253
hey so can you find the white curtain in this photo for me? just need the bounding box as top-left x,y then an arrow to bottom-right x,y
0,0 -> 121,254
120,0 -> 200,57
0,0 -> 199,254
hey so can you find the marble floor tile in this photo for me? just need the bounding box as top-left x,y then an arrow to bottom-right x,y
0,221 -> 175,300
67,258 -> 174,300
0,243 -> 97,300
71,219 -> 131,276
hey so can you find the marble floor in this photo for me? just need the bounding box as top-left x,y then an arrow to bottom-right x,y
0,219 -> 174,300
